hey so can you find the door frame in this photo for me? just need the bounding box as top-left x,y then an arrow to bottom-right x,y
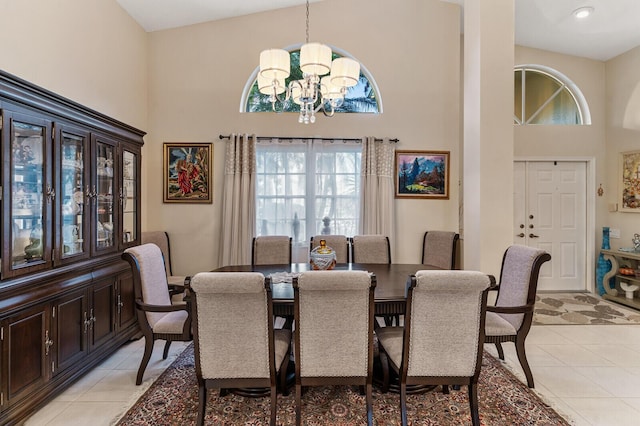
515,156 -> 596,292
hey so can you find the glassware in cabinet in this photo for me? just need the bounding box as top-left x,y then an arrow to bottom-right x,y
2,111 -> 53,278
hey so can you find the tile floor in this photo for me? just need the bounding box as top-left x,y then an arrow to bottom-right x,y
23,315 -> 640,425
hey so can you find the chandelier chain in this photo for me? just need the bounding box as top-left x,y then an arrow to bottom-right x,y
305,0 -> 309,44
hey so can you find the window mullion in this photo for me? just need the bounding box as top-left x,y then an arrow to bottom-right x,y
305,141 -> 316,239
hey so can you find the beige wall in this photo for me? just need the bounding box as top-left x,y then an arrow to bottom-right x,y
146,0 -> 462,275
3,0 -> 636,281
0,0 -> 148,130
605,46 -> 640,249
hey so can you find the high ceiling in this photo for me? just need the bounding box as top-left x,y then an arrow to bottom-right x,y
116,0 -> 640,61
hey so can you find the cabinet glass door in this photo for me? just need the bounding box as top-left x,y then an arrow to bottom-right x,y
94,140 -> 116,254
3,112 -> 53,277
121,149 -> 137,246
57,128 -> 89,264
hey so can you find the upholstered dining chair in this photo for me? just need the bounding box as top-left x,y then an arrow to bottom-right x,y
421,230 -> 459,269
188,272 -> 291,426
252,235 -> 292,265
293,270 -> 376,426
141,230 -> 186,288
122,243 -> 192,385
376,270 -> 491,426
485,244 -> 551,388
310,235 -> 350,263
351,235 -> 391,264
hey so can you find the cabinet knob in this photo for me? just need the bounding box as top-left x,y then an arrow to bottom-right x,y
44,330 -> 54,356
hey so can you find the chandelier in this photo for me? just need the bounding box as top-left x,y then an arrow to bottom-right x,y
258,0 -> 360,124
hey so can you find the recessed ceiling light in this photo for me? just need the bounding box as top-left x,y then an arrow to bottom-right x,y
573,6 -> 594,19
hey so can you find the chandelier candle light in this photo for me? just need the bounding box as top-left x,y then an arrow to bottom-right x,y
258,0 -> 360,124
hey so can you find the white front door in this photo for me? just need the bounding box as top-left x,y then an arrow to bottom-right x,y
514,161 -> 587,291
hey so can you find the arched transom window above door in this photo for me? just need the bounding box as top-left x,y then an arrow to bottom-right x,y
241,45 -> 382,115
514,65 -> 591,125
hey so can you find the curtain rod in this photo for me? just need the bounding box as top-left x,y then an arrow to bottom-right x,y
218,134 -> 398,143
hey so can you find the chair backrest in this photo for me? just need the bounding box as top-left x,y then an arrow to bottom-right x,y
141,231 -> 174,275
421,231 -> 459,269
252,236 -> 292,265
189,272 -> 275,380
310,235 -> 350,263
294,270 -> 375,378
495,245 -> 551,330
122,243 -> 172,327
351,235 -> 391,264
402,270 -> 490,379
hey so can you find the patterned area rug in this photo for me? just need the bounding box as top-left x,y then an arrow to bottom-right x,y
534,292 -> 640,325
116,344 -> 569,425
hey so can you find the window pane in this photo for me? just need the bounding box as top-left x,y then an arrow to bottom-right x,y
529,87 -> 580,124
514,70 -> 523,122
256,141 -> 360,249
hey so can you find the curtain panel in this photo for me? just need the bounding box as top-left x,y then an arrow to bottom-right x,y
218,134 -> 256,266
359,137 -> 395,247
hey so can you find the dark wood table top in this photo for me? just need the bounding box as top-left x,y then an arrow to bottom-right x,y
212,263 -> 441,305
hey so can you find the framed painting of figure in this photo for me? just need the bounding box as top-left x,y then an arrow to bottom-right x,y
163,143 -> 212,203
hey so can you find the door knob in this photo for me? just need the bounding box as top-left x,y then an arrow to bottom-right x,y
529,233 -> 539,238
517,233 -> 525,238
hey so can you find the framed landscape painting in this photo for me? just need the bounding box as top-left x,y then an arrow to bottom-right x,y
395,150 -> 450,199
620,150 -> 640,212
163,143 -> 212,203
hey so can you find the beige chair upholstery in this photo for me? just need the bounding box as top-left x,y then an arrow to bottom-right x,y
252,236 -> 292,265
122,244 -> 192,385
310,235 -> 350,263
141,231 -> 186,287
293,271 -> 376,426
376,270 -> 491,426
189,272 -> 291,426
421,231 -> 459,269
485,245 -> 551,388
351,235 -> 391,264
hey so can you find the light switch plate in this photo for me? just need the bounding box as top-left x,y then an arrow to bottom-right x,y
610,228 -> 621,239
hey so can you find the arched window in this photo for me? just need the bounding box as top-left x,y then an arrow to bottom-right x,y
241,45 -> 382,114
514,65 -> 591,125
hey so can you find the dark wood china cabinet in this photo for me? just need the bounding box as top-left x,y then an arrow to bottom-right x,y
0,70 -> 144,425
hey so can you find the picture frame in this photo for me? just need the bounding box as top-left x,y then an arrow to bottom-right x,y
163,143 -> 213,203
620,150 -> 640,212
395,150 -> 450,199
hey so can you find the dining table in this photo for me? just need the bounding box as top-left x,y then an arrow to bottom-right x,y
212,262 -> 443,318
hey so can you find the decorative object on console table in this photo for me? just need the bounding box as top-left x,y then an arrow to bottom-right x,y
163,143 -> 212,204
394,150 -> 450,199
596,226 -> 614,295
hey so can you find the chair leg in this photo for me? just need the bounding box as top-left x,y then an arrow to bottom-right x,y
495,341 -> 505,360
379,350 -> 390,393
366,383 -> 373,426
197,383 -> 206,426
468,383 -> 480,426
136,337 -> 154,385
295,384 -> 302,426
515,337 -> 535,388
270,385 -> 277,426
442,384 -> 449,394
279,353 -> 290,396
400,382 -> 408,426
162,340 -> 172,359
